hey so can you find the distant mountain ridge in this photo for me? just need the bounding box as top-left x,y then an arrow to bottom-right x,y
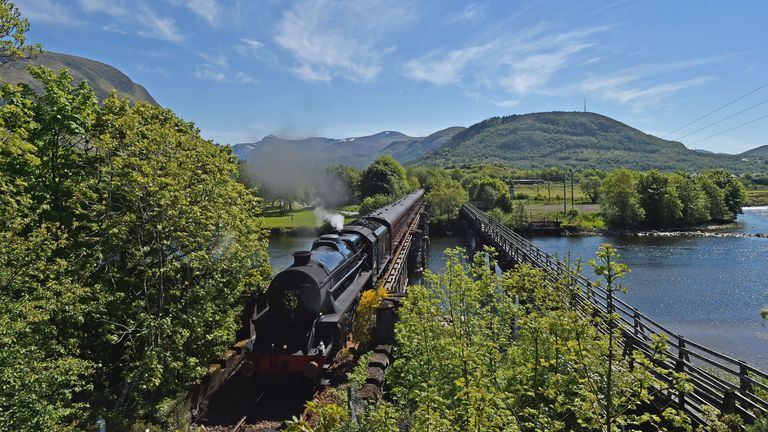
234,112 -> 765,173
741,145 -> 768,157
0,51 -> 157,105
413,112 -> 764,172
233,131 -> 417,168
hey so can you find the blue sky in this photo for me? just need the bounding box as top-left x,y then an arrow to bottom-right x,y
15,0 -> 768,153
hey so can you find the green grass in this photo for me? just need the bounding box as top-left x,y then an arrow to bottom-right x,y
263,209 -> 318,229
262,208 -> 356,230
511,183 -> 594,205
746,189 -> 768,206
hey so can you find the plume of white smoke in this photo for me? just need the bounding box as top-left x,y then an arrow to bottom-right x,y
314,206 -> 344,231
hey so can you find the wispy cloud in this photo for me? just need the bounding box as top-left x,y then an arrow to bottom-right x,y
77,1 -> 185,42
185,0 -> 218,25
136,4 -> 185,42
15,0 -> 78,25
195,65 -> 257,84
405,44 -> 492,86
274,0 -> 416,82
443,3 -> 485,25
403,24 -> 610,96
236,38 -> 264,56
582,73 -> 712,109
491,99 -> 520,108
199,51 -> 228,69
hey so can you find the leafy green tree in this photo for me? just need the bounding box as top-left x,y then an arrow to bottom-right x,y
425,178 -> 468,226
703,170 -> 747,220
359,193 -> 395,215
359,155 -> 409,199
580,175 -> 602,203
0,0 -> 41,61
670,173 -> 709,226
697,175 -> 728,222
465,175 -> 511,209
636,170 -> 681,228
0,68 -> 272,428
601,169 -> 645,229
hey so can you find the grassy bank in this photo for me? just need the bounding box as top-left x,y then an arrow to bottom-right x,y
746,189 -> 768,206
263,208 -> 357,231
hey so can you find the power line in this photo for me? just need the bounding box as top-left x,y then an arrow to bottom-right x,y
688,111 -> 768,145
663,80 -> 768,139
678,95 -> 768,140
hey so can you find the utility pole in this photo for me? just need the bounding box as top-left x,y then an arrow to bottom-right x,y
570,170 -> 575,207
547,181 -> 551,204
562,175 -> 567,215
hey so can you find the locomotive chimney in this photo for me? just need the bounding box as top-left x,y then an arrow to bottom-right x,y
292,251 -> 312,266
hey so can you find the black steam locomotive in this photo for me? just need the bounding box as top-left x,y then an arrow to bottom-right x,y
242,190 -> 425,380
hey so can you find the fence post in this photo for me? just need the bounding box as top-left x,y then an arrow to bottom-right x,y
676,337 -> 686,409
738,361 -> 753,394
632,309 -> 641,338
722,389 -> 736,415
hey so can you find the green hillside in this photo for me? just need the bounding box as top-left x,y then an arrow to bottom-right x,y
0,51 -> 157,105
381,126 -> 465,163
415,111 -> 765,172
741,144 -> 768,157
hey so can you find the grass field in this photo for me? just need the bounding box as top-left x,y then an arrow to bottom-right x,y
263,208 -> 357,230
512,182 -> 593,205
746,189 -> 768,206
263,209 -> 318,229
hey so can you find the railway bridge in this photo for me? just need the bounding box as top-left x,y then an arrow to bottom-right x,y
460,203 -> 768,426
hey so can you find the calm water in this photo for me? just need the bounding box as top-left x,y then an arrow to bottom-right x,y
267,208 -> 768,368
529,207 -> 768,369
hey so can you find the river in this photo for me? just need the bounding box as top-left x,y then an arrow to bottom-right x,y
267,207 -> 768,369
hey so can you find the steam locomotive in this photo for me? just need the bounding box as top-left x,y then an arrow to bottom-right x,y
241,190 -> 426,381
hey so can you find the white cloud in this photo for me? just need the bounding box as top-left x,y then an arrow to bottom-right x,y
236,38 -> 264,56
404,44 -> 491,85
275,0 -> 415,82
136,4 -> 185,42
402,24 -> 609,96
79,1 -> 185,42
443,3 -> 485,25
491,99 -> 520,108
195,65 -> 258,85
199,51 -> 228,69
79,0 -> 128,17
15,0 -> 78,25
582,73 -> 712,108
186,0 -> 218,25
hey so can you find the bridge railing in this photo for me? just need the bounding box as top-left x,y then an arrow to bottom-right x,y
461,203 -> 768,424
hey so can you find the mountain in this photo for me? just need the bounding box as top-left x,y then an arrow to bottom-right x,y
380,126 -> 465,163
414,112 -> 763,172
0,51 -> 157,105
741,145 -> 768,157
233,131 -> 416,169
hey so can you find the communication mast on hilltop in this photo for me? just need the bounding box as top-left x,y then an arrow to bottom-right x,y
583,98 -> 587,112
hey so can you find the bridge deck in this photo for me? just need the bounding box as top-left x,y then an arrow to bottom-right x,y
461,203 -> 768,425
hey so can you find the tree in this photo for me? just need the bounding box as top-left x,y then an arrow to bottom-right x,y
670,173 -> 709,226
465,175 -> 511,209
425,178 -> 468,226
359,155 -> 409,200
0,0 -> 41,62
580,175 -> 602,203
601,169 -> 645,229
317,164 -> 360,207
636,170 -> 681,228
703,170 -> 747,220
0,69 -> 272,428
696,175 -> 728,222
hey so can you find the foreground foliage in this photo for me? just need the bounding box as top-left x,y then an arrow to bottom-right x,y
0,68 -> 270,429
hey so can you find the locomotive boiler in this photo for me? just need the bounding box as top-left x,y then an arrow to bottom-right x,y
242,190 -> 426,381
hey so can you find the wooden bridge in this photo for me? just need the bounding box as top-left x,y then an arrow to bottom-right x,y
460,203 -> 768,426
